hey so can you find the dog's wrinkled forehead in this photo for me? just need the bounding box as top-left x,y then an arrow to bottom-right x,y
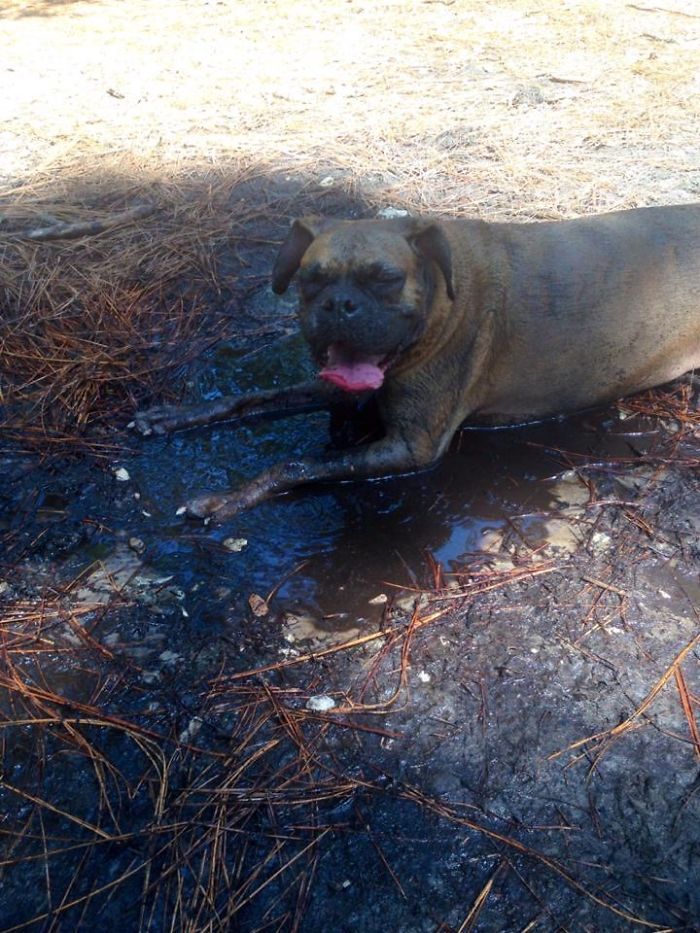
272,215 -> 455,299
302,224 -> 417,276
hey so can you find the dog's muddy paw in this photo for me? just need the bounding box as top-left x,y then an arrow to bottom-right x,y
184,494 -> 228,520
184,492 -> 247,522
132,406 -> 183,436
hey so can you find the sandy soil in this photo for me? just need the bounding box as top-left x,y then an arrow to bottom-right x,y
2,0 -> 700,215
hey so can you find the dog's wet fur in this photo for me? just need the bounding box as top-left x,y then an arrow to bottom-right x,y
134,205 -> 700,519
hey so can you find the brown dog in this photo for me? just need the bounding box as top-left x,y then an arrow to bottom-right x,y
134,205 -> 700,519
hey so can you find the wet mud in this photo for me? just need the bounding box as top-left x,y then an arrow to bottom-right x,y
1,289 -> 699,930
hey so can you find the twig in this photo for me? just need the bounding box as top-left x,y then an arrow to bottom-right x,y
580,576 -> 628,598
20,204 -> 154,241
626,3 -> 700,17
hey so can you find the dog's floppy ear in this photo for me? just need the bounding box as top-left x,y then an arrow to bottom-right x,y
407,220 -> 455,301
271,216 -> 326,294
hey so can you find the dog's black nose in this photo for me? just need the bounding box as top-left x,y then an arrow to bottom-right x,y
322,295 -> 359,315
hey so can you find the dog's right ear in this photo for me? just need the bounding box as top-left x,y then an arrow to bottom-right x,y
271,217 -> 325,294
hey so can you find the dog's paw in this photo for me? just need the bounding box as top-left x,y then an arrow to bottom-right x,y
183,491 -> 249,522
131,406 -> 185,436
184,493 -> 228,520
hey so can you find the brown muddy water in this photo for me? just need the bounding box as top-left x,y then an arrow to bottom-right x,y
1,295 -> 699,930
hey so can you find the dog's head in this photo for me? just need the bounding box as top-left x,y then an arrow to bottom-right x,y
271,216 -> 454,392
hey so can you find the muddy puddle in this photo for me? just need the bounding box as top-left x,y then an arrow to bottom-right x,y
42,324 -> 675,635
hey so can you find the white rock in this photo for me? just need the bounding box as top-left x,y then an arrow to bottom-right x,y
368,593 -> 388,605
376,207 -> 409,219
590,531 -> 612,553
306,695 -> 336,712
417,671 -> 431,684
159,650 -> 181,665
223,537 -> 248,552
114,467 -> 130,482
178,717 -> 203,744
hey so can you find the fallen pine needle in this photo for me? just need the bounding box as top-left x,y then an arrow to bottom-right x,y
674,667 -> 700,761
549,630 -> 700,762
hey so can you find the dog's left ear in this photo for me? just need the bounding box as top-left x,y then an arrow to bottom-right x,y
407,221 -> 455,301
271,216 -> 326,294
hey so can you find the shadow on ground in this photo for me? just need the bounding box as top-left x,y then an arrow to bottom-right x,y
3,0 -> 102,19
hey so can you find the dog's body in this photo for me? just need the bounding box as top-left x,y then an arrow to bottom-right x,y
135,205 -> 700,519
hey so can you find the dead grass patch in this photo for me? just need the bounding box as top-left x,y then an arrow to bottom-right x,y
0,159 -> 294,452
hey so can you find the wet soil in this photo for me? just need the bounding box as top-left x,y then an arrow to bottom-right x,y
1,214 -> 700,931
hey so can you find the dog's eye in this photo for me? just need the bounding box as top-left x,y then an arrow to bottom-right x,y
372,270 -> 406,290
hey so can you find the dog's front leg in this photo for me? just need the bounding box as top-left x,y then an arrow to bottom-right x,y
184,432 -> 435,520
132,381 -> 341,436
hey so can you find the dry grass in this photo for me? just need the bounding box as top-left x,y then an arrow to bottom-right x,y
0,160 -> 287,451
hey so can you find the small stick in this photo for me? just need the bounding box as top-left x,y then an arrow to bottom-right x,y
20,204 -> 154,241
580,575 -> 628,598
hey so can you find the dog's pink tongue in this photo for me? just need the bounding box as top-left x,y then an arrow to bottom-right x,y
319,348 -> 385,392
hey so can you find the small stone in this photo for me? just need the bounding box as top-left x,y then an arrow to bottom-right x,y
248,593 -> 269,617
368,593 -> 388,606
279,646 -> 300,658
318,175 -> 335,187
178,716 -> 203,744
511,84 -> 545,108
223,537 -> 248,552
113,467 -> 130,482
590,531 -> 612,553
159,650 -> 181,665
129,537 -> 146,554
417,670 -> 431,684
394,591 -> 430,613
306,695 -> 336,712
176,505 -> 187,516
376,207 -> 409,219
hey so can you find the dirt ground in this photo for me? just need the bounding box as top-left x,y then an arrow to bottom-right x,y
1,1 -> 700,931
